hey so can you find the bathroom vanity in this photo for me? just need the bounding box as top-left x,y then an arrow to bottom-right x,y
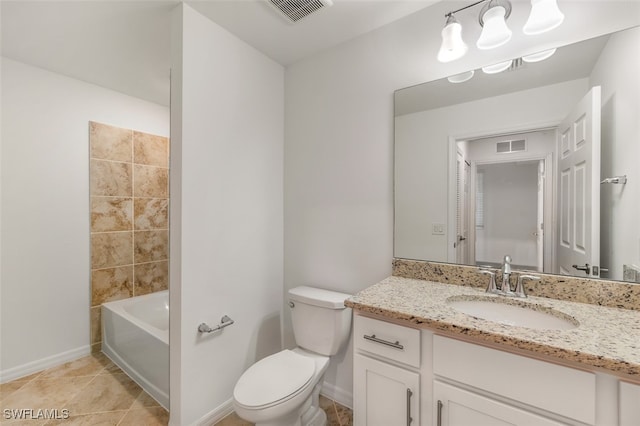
347,267 -> 640,426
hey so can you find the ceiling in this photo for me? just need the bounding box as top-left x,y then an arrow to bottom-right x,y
0,0 -> 438,106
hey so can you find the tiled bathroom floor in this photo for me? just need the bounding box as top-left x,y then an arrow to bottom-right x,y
0,354 -> 352,426
213,396 -> 353,426
0,353 -> 168,425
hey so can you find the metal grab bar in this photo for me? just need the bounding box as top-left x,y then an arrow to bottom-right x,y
198,315 -> 234,333
363,334 -> 404,350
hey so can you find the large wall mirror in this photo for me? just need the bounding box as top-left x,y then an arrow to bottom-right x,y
394,25 -> 639,282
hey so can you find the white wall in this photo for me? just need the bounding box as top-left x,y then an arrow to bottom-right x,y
0,58 -> 169,381
169,5 -> 284,425
395,79 -> 588,262
589,27 -> 640,280
284,1 -> 640,407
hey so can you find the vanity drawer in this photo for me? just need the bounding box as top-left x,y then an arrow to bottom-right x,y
433,335 -> 596,425
354,315 -> 420,368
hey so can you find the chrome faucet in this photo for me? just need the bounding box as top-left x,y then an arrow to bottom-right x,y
479,256 -> 541,298
500,255 -> 513,294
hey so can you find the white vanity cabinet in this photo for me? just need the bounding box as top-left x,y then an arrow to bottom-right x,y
433,380 -> 564,426
353,313 -> 640,426
353,315 -> 421,426
619,381 -> 640,426
432,335 -> 596,425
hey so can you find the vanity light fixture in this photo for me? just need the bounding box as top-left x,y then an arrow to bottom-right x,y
482,59 -> 513,74
477,0 -> 513,50
522,48 -> 557,62
437,0 -> 565,63
437,14 -> 468,63
523,0 -> 565,35
447,70 -> 475,83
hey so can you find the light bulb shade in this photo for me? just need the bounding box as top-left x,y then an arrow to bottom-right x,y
523,0 -> 565,35
522,48 -> 557,63
482,59 -> 513,74
477,5 -> 512,50
437,15 -> 468,63
447,70 -> 475,84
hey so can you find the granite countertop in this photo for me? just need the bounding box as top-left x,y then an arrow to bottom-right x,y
346,276 -> 640,380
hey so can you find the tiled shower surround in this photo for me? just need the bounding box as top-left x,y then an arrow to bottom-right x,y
89,122 -> 169,352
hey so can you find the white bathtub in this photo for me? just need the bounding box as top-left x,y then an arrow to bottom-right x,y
102,290 -> 169,409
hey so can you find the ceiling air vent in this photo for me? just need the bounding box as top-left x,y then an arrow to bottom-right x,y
266,0 -> 333,23
496,139 -> 526,154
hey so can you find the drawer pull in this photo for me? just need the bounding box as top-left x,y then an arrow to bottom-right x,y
437,400 -> 443,426
406,388 -> 413,425
363,334 -> 404,350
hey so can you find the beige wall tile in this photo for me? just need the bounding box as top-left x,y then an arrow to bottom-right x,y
90,122 -> 132,162
134,261 -> 168,296
134,230 -> 168,263
133,131 -> 169,167
90,306 -> 102,344
134,198 -> 168,230
91,266 -> 133,306
91,197 -> 133,232
89,123 -> 172,352
91,232 -> 133,269
133,165 -> 168,198
90,160 -> 132,197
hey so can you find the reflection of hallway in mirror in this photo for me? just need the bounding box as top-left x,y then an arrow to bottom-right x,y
475,161 -> 539,270
456,129 -> 555,272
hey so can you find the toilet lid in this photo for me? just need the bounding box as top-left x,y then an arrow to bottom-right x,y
234,350 -> 315,408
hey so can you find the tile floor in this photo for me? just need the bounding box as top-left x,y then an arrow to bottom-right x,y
0,353 -> 168,425
213,395 -> 352,426
1,354 -> 352,426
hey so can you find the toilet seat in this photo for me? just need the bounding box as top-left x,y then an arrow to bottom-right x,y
233,350 -> 316,410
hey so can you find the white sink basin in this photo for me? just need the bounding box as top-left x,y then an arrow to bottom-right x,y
447,297 -> 578,330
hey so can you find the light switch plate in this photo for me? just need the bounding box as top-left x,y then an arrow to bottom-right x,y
432,223 -> 445,235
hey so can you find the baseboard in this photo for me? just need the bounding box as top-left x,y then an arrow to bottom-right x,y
321,381 -> 353,409
0,345 -> 91,383
191,398 -> 234,426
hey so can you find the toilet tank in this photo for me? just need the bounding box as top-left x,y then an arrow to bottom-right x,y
288,286 -> 352,356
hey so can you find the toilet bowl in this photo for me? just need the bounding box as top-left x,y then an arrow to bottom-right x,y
232,286 -> 352,426
234,348 -> 329,426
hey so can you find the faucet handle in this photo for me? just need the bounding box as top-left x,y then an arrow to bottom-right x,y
515,274 -> 540,298
479,269 -> 498,294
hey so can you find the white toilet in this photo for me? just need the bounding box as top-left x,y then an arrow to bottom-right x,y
233,286 -> 352,426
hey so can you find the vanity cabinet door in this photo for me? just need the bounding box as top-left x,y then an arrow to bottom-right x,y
433,381 -> 564,426
619,381 -> 640,426
354,354 -> 420,426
